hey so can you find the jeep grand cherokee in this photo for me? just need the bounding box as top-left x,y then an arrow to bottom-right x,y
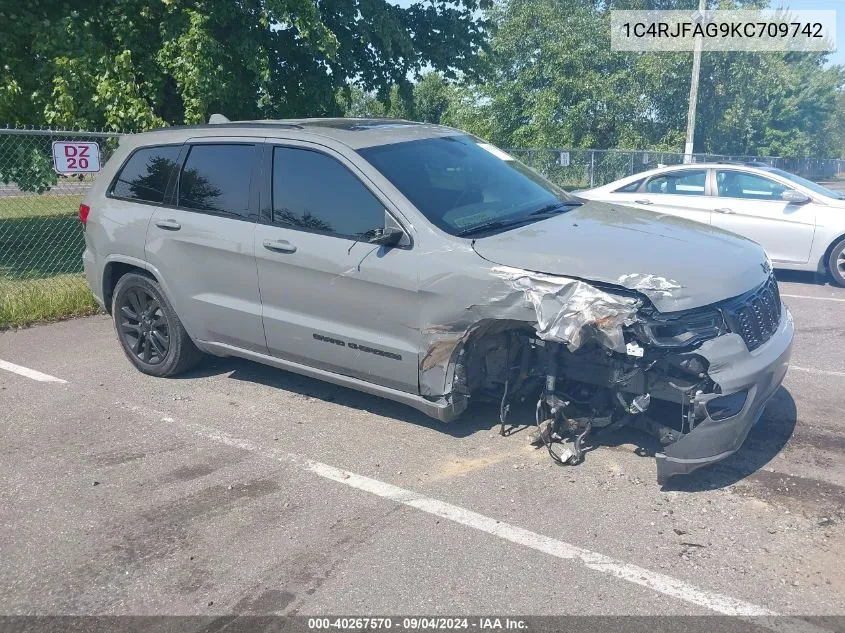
81,118 -> 793,483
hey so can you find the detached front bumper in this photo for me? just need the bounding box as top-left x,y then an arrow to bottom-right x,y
655,305 -> 793,484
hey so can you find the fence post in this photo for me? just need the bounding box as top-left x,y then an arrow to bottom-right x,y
590,150 -> 595,188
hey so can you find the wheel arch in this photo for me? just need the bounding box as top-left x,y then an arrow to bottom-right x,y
821,232 -> 845,275
424,318 -> 537,401
102,258 -> 155,314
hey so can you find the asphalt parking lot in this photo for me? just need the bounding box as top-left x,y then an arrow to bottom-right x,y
1,271 -> 844,620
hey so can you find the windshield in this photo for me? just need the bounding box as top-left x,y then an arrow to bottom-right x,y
767,167 -> 844,199
358,135 -> 576,236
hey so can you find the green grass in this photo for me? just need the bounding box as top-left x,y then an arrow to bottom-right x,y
0,273 -> 99,328
0,194 -> 85,278
0,194 -> 96,327
0,194 -> 83,219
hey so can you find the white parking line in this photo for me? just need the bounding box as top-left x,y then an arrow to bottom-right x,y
782,294 -> 845,303
308,461 -> 776,617
0,359 -> 67,383
790,366 -> 845,378
131,404 -> 831,627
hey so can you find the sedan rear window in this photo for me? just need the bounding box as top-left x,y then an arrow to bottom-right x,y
614,178 -> 644,193
645,170 -> 706,196
358,135 -> 575,237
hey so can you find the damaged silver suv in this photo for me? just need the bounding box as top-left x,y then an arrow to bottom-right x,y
81,118 -> 793,483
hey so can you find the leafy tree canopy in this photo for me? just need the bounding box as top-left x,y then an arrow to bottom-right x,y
410,0 -> 844,157
0,0 -> 490,131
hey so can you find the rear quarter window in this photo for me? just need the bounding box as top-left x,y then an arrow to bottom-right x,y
110,145 -> 181,204
613,178 -> 644,193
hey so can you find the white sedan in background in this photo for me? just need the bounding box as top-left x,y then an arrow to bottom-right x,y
577,163 -> 845,286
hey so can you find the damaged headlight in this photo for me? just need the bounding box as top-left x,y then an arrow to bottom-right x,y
705,390 -> 748,420
634,307 -> 727,349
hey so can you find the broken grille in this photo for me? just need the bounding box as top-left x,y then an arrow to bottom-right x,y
722,275 -> 782,352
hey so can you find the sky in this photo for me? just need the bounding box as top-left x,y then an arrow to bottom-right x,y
776,2 -> 842,66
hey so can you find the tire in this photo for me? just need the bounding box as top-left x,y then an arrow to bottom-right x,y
828,239 -> 845,287
111,272 -> 203,377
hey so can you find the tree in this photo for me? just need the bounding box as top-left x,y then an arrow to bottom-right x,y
413,73 -> 454,123
0,0 -> 491,131
447,0 -> 843,157
831,91 -> 845,159
338,86 -> 388,118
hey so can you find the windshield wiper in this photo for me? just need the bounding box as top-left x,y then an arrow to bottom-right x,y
457,201 -> 585,237
529,200 -> 583,216
456,219 -> 534,237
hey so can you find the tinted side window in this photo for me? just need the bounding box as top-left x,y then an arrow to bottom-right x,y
272,147 -> 385,239
645,170 -> 707,196
178,144 -> 254,218
111,145 -> 180,203
716,171 -> 788,201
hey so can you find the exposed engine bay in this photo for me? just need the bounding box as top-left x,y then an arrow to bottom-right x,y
455,323 -> 719,469
424,265 -> 785,483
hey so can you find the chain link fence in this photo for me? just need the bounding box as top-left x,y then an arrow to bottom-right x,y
507,147 -> 845,190
1,127 -> 844,327
0,129 -> 122,326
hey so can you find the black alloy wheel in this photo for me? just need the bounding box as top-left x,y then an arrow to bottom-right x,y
118,286 -> 170,365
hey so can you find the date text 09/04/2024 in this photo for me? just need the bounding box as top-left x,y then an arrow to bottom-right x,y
307,617 -> 528,630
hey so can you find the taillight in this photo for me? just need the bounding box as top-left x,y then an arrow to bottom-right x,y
79,203 -> 90,225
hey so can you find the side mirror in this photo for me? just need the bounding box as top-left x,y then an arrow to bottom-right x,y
368,226 -> 404,247
782,190 -> 810,204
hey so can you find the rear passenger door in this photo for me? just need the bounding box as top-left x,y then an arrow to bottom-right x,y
630,169 -> 713,225
144,138 -> 267,353
254,141 -> 420,393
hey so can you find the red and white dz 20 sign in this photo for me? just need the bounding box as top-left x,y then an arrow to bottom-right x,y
52,141 -> 101,173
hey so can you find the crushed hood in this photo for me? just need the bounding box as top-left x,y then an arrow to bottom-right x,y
471,201 -> 770,312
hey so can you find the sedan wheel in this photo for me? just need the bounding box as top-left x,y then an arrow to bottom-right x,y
828,239 -> 845,288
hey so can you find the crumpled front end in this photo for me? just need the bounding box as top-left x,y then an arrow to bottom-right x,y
654,306 -> 793,483
421,258 -> 793,484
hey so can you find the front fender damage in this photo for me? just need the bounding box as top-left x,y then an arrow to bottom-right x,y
420,265 -> 750,484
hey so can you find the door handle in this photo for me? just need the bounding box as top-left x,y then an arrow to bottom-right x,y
714,207 -> 735,214
634,199 -> 652,205
155,219 -> 181,230
263,239 -> 297,254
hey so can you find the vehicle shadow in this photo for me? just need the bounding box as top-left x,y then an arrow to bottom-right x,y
775,269 -> 831,287
177,357 -> 797,484
176,356 -> 516,439
660,386 -> 798,492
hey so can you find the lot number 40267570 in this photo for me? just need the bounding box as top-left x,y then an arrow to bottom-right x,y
52,141 -> 101,173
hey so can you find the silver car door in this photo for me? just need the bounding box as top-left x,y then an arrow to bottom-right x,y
710,169 -> 816,264
254,141 -> 420,394
626,169 -> 713,225
144,139 -> 266,353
